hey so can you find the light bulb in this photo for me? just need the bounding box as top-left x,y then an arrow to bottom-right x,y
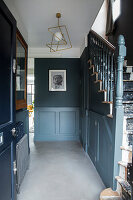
54,32 -> 62,41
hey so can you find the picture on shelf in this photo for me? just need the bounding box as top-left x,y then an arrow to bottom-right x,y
49,70 -> 66,91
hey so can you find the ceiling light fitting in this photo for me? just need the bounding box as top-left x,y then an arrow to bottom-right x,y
46,13 -> 72,52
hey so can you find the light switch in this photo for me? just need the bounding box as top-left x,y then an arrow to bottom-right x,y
0,132 -> 3,146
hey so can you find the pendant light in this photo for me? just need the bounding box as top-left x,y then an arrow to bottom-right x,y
46,13 -> 72,52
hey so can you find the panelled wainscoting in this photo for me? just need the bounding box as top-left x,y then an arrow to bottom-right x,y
88,111 -> 114,188
34,107 -> 80,141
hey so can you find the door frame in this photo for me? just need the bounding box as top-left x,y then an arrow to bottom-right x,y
0,1 -> 16,200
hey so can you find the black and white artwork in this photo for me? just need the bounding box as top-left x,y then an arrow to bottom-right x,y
49,70 -> 66,91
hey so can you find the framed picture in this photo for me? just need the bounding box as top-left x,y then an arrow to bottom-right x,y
49,70 -> 66,91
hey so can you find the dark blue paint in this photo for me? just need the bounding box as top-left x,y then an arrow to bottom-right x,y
0,145 -> 12,200
0,1 -> 16,199
34,58 -> 80,141
80,48 -> 89,151
34,107 -> 79,141
88,111 -> 114,187
35,58 -> 80,107
80,33 -> 126,189
16,109 -> 29,151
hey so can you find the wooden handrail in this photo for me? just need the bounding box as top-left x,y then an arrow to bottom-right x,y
90,29 -> 115,51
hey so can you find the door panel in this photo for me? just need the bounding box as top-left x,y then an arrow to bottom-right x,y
0,1 -> 16,200
0,11 -> 12,125
0,145 -> 12,200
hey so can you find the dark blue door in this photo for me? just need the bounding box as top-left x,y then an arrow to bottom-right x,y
0,1 -> 16,200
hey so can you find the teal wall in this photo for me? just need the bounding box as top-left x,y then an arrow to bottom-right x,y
80,48 -> 89,149
35,58 -> 80,107
34,58 -> 80,141
88,111 -> 114,188
34,107 -> 80,141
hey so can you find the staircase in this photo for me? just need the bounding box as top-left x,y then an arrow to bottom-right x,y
88,30 -> 133,199
116,65 -> 133,199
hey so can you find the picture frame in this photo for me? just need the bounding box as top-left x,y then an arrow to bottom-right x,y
49,70 -> 66,91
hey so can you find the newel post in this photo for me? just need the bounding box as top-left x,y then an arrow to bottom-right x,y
113,35 -> 126,189
115,35 -> 126,107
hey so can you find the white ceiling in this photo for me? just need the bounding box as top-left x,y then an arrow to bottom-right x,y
12,0 -> 103,48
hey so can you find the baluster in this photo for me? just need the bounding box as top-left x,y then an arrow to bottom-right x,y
90,35 -> 93,63
105,47 -> 108,91
100,41 -> 103,80
88,33 -> 91,62
97,39 -> 100,76
93,36 -> 96,70
107,51 -> 110,101
98,39 -> 101,80
96,37 -> 99,72
97,38 -> 99,73
95,36 -> 98,72
91,36 -> 94,65
110,53 -> 114,102
102,44 -> 105,90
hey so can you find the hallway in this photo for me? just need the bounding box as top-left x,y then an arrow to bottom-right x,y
17,133 -> 105,200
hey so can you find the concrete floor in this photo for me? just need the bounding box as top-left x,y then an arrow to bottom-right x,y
17,133 -> 105,200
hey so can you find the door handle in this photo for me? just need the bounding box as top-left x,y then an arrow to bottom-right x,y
11,128 -> 16,137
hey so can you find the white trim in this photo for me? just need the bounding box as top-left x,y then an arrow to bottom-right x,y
28,48 -> 80,58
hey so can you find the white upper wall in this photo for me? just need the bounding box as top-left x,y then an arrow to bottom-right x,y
91,0 -> 107,39
3,0 -> 28,42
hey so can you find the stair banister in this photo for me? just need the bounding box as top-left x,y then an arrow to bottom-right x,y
88,31 -> 127,190
90,30 -> 115,51
89,30 -> 115,105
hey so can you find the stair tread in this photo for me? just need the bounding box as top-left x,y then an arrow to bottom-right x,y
115,176 -> 131,195
123,101 -> 133,104
118,161 -> 128,167
94,80 -> 102,83
120,146 -> 132,152
123,90 -> 133,92
87,59 -> 91,63
124,115 -> 133,119
107,114 -> 113,118
102,101 -> 113,104
100,188 -> 120,198
98,89 -> 107,93
124,90 -> 133,92
89,65 -> 94,70
126,131 -> 133,134
91,72 -> 98,76
123,80 -> 133,82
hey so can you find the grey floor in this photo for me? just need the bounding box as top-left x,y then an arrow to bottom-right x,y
17,133 -> 105,200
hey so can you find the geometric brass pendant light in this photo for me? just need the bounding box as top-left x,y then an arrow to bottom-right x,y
46,13 -> 72,52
